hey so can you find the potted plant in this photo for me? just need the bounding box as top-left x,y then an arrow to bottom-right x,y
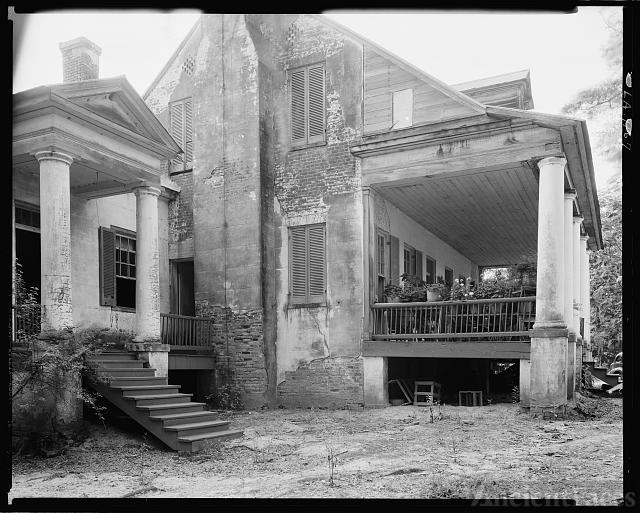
399,273 -> 428,302
426,275 -> 447,302
383,284 -> 403,303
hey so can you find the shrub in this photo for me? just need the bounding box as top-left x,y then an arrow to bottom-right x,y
206,383 -> 244,411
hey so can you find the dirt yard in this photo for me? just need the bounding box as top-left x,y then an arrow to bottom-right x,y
9,395 -> 622,504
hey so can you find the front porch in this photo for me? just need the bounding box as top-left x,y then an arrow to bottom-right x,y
355,109 -> 601,411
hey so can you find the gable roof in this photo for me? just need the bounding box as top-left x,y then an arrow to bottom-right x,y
312,14 -> 486,116
452,69 -> 531,92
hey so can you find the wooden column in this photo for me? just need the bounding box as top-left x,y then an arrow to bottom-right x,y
530,156 -> 568,412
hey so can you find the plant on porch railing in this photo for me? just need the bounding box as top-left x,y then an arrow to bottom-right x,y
448,278 -> 475,301
426,275 -> 448,301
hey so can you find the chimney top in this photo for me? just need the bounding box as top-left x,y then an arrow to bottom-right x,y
59,37 -> 102,83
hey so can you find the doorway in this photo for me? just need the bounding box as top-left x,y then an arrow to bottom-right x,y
170,259 -> 195,316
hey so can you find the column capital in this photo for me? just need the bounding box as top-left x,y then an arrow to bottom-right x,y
573,215 -> 584,223
580,235 -> 589,242
34,150 -> 74,166
132,184 -> 162,197
564,190 -> 577,201
537,155 -> 567,169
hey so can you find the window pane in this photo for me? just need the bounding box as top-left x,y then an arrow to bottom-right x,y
129,253 -> 136,266
116,263 -> 121,276
131,239 -> 136,252
129,266 -> 136,278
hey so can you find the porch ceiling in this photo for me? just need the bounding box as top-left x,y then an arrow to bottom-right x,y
376,163 -> 539,267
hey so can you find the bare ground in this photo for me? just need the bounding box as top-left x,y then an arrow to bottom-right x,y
9,395 -> 622,504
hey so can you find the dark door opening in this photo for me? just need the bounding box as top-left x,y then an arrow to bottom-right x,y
170,260 -> 195,316
15,228 -> 41,302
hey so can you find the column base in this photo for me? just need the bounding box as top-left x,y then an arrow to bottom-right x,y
529,331 -> 568,410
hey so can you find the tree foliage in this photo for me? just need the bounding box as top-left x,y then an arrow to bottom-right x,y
561,8 -> 622,167
561,8 -> 622,364
589,177 -> 622,363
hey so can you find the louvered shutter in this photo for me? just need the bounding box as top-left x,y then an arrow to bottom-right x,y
290,69 -> 306,144
184,99 -> 193,166
307,65 -> 325,143
426,257 -> 436,284
415,250 -> 423,280
390,236 -> 400,285
307,224 -> 326,302
170,102 -> 184,168
99,227 -> 116,306
290,226 -> 308,302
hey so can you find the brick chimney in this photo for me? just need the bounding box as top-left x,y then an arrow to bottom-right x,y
59,37 -> 102,83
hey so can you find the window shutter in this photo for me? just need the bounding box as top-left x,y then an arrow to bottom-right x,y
290,69 -> 307,144
290,226 -> 307,302
170,102 -> 184,167
99,227 -> 116,306
307,224 -> 326,302
307,65 -> 325,143
415,250 -> 423,280
390,236 -> 400,285
184,99 -> 193,166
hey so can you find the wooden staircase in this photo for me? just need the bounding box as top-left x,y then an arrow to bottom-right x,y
86,351 -> 243,452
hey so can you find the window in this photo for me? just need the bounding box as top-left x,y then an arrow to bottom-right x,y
403,244 -> 423,279
403,244 -> 416,276
425,256 -> 436,284
459,274 -> 466,284
100,227 -> 136,309
376,229 -> 390,300
290,63 -> 325,146
15,204 -> 40,232
444,267 -> 454,287
169,97 -> 193,172
289,224 -> 326,304
392,88 -> 413,129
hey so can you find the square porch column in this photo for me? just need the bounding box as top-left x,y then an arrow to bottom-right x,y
572,216 -> 584,394
125,184 -> 169,376
529,156 -> 568,414
580,235 -> 592,362
363,356 -> 388,407
563,191 -> 576,401
35,151 -> 74,331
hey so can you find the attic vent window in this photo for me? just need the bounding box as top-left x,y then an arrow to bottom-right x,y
287,23 -> 301,46
182,56 -> 195,76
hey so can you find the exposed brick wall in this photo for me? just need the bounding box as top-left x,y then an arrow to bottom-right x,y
62,52 -> 98,83
168,171 -> 194,243
195,301 -> 268,408
277,357 -> 364,408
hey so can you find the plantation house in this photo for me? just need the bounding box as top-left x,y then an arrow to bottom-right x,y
13,14 -> 601,421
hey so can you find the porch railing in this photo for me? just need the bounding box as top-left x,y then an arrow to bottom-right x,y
160,313 -> 216,351
371,297 -> 536,342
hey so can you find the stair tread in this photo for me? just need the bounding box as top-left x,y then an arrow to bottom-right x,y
164,420 -> 229,431
91,360 -> 143,364
97,367 -> 155,371
149,411 -> 217,421
110,385 -> 181,390
123,393 -> 193,400
110,377 -> 162,380
178,429 -> 244,442
136,402 -> 206,410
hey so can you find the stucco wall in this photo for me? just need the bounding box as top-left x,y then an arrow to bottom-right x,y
376,194 -> 479,283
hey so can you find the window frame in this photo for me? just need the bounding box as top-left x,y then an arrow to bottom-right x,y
99,225 -> 137,310
444,267 -> 454,287
392,88 -> 414,130
288,223 -> 327,306
289,63 -> 326,148
403,243 -> 417,277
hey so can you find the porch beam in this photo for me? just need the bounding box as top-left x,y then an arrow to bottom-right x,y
358,125 -> 561,186
363,340 -> 530,360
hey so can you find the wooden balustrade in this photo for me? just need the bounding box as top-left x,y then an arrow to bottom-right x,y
160,313 -> 216,350
371,297 -> 536,342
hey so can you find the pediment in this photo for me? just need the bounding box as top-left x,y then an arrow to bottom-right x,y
50,77 -> 180,153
